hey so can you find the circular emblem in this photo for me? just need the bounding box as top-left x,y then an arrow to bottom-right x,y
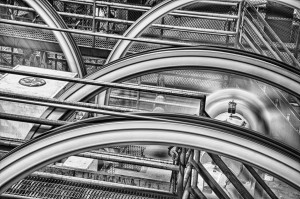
19,77 -> 46,87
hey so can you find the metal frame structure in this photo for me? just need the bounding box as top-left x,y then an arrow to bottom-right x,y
0,113 -> 299,194
21,0 -> 86,77
106,0 -> 300,63
39,47 -> 300,124
1,1 -> 300,198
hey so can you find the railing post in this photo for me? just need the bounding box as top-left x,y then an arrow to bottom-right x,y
235,0 -> 245,48
192,150 -> 200,187
177,148 -> 186,198
92,0 -> 96,47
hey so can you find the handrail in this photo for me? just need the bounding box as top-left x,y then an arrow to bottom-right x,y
59,0 -> 239,20
244,8 -> 286,61
245,1 -> 300,69
244,17 -> 283,61
0,67 -> 206,99
0,4 -> 236,36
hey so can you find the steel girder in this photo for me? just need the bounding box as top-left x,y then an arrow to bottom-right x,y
0,114 -> 299,193
23,0 -> 86,77
107,0 -> 300,63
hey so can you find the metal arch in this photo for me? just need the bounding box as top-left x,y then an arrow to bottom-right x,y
106,0 -> 198,63
106,0 -> 300,63
269,0 -> 300,9
23,0 -> 86,77
0,114 -> 299,193
62,47 -> 300,103
34,47 -> 300,136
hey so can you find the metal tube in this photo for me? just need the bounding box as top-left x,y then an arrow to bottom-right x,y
0,194 -> 36,199
31,171 -> 172,194
0,136 -> 26,149
153,23 -> 236,36
23,0 -> 86,77
109,95 -> 199,109
0,3 -> 235,22
0,112 -> 69,126
0,4 -> 237,36
0,138 -> 176,168
91,150 -> 173,164
199,96 -> 206,116
78,152 -> 179,171
294,25 -> 300,59
244,18 -> 282,61
190,159 -> 230,199
190,186 -> 208,199
242,34 -> 261,54
245,9 -> 286,61
192,150 -> 200,186
246,3 -> 300,68
58,0 -> 239,19
234,0 -> 244,48
177,148 -> 186,198
0,93 -> 199,126
0,18 -> 194,47
1,118 -> 299,193
209,153 -> 254,199
0,95 -> 139,113
0,67 -> 206,99
244,164 -> 279,199
183,150 -> 194,189
92,0 -> 96,47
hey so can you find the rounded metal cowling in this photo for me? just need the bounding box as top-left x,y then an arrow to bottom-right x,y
0,113 -> 299,193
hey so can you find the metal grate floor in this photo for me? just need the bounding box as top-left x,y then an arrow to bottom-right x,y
5,176 -> 177,199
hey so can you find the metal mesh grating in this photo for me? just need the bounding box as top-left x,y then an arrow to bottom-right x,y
5,176 -> 176,199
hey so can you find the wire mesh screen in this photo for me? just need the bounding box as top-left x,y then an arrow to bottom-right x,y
107,70 -> 227,115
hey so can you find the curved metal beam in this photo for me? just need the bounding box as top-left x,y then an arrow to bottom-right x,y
106,0 -> 198,63
35,47 -> 300,142
107,0 -> 300,63
63,47 -> 300,104
23,0 -> 86,77
1,114 -> 299,193
269,0 -> 300,9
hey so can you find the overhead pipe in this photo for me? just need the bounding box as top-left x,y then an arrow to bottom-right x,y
0,4 -> 236,36
0,18 -> 194,47
0,112 -> 69,126
78,151 -> 179,171
0,67 -> 206,99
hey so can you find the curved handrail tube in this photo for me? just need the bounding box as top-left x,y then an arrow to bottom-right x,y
23,0 -> 86,77
31,47 -> 300,146
60,47 -> 300,110
0,114 -> 299,193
